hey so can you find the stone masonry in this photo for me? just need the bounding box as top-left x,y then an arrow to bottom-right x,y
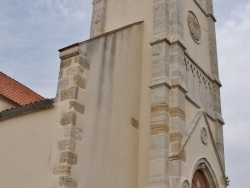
148,0 -> 226,187
148,0 -> 171,187
53,45 -> 90,188
90,0 -> 107,37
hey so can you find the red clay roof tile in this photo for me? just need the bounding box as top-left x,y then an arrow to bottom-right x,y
0,72 -> 45,105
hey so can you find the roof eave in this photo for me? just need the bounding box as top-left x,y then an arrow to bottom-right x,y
0,98 -> 54,121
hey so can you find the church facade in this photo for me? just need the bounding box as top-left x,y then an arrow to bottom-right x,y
0,0 -> 227,187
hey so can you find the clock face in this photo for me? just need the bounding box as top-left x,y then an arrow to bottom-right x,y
187,11 -> 201,43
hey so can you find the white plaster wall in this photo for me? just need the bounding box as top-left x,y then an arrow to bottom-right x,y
105,2 -> 153,187
73,24 -> 143,188
0,108 -> 57,188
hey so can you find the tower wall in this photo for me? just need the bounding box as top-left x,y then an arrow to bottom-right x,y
90,0 -> 226,187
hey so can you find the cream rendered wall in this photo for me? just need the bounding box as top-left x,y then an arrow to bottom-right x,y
0,96 -> 18,111
105,0 -> 152,33
72,24 -> 143,188
0,107 -> 59,188
105,2 -> 153,187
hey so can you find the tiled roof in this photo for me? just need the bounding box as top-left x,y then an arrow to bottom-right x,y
0,72 -> 45,105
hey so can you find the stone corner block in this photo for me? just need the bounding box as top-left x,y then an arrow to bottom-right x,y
60,87 -> 79,101
64,125 -> 83,141
60,59 -> 72,69
79,56 -> 90,70
59,176 -> 78,188
69,101 -> 85,114
60,111 -> 77,126
131,118 -> 139,129
58,138 -> 76,152
53,165 -> 72,176
60,151 -> 78,165
73,75 -> 86,89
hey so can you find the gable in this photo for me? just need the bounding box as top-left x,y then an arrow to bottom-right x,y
181,109 -> 226,184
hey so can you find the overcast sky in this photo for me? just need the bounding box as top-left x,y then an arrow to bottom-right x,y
0,0 -> 249,187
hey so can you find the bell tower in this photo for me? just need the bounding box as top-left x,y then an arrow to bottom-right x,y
55,0 -> 227,187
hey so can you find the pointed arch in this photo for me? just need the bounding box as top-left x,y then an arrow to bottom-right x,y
192,158 -> 219,188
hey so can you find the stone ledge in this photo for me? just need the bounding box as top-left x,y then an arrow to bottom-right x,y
169,107 -> 185,120
60,51 -> 80,61
214,111 -> 225,125
149,77 -> 171,89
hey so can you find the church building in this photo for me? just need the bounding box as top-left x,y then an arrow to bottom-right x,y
0,0 -> 228,187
